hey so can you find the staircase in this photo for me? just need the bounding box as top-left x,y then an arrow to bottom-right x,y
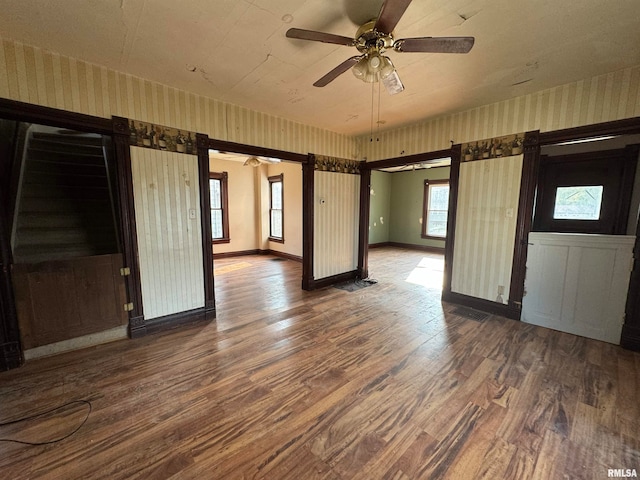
12,131 -> 119,264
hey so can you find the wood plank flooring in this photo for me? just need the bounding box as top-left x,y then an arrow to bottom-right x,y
1,247 -> 639,479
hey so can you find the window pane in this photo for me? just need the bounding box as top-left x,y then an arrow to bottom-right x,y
430,185 -> 449,210
271,181 -> 282,209
271,210 -> 283,238
211,210 -> 223,239
210,179 -> 221,209
427,210 -> 448,237
553,186 -> 603,220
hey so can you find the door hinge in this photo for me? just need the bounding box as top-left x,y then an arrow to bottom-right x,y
124,302 -> 134,312
120,267 -> 131,276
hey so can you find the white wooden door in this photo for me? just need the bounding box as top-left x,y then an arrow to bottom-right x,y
522,232 -> 634,344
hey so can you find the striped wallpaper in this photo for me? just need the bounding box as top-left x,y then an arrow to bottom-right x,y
358,65 -> 640,161
451,154 -> 523,304
314,171 -> 360,280
0,36 -> 356,159
130,148 -> 205,320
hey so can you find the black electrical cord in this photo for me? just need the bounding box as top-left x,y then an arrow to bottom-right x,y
0,399 -> 92,446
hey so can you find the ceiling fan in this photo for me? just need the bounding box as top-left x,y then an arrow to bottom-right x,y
286,0 -> 475,95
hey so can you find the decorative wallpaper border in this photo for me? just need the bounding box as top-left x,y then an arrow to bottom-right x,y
314,155 -> 362,175
461,133 -> 524,162
128,119 -> 197,155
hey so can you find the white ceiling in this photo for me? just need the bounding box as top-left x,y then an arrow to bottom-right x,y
2,0 -> 639,137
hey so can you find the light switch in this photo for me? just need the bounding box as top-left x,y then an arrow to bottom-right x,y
189,208 -> 197,219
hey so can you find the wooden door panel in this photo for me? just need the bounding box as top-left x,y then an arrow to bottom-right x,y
13,253 -> 128,349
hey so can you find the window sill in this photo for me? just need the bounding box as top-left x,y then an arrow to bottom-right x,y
269,237 -> 284,244
212,238 -> 230,245
421,234 -> 446,241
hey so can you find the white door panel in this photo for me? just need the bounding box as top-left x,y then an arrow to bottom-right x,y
522,233 -> 634,344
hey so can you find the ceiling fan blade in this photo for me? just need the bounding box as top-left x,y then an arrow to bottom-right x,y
394,36 -> 475,53
313,56 -> 363,87
286,28 -> 355,46
374,0 -> 413,34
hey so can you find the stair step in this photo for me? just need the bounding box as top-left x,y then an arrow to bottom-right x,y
28,139 -> 104,157
26,148 -> 105,165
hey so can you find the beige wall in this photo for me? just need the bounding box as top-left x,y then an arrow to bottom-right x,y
0,36 -> 357,159
208,158 -> 259,255
358,65 -> 640,161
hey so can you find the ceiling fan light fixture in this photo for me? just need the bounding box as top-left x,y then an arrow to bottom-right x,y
352,57 -> 368,80
379,56 -> 395,79
381,68 -> 404,95
243,156 -> 262,167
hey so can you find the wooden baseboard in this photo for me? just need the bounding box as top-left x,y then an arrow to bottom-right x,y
213,249 -> 260,260
213,249 -> 302,262
621,324 -> 640,351
0,341 -> 23,371
143,307 -> 215,336
268,250 -> 303,262
305,270 -> 358,290
442,291 -> 521,320
368,242 -> 391,248
369,241 -> 445,254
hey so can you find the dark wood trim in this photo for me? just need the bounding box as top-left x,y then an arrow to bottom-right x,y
366,148 -> 451,170
0,98 -> 113,135
508,130 -> 540,315
0,201 -> 22,370
143,307 -> 212,336
442,291 -> 521,321
268,173 -> 284,242
197,133 -> 216,320
357,166 -> 371,279
212,249 -> 302,262
209,171 -> 230,244
209,139 -> 307,163
112,116 -> 145,333
421,179 -> 449,240
538,117 -> 640,145
442,145 -> 461,296
269,250 -> 303,263
373,242 -> 445,254
213,249 -> 260,259
622,196 -> 640,351
368,242 -> 392,248
128,316 -> 147,339
302,155 -> 315,290
306,270 -> 358,291
533,146 -> 638,235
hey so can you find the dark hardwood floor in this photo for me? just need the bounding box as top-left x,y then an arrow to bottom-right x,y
1,247 -> 638,479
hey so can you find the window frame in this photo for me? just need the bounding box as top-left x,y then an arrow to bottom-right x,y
209,171 -> 230,244
268,173 -> 284,243
421,179 -> 450,240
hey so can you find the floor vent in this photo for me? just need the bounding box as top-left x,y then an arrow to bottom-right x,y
452,307 -> 490,322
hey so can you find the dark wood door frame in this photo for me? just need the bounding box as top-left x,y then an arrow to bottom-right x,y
0,99 -> 116,370
361,148 -> 452,285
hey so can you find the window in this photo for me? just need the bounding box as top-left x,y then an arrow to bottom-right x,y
532,148 -> 637,234
209,172 -> 229,244
553,185 -> 603,220
269,174 -> 284,242
422,180 -> 449,239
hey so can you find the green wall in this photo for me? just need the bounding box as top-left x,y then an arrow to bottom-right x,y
369,170 -> 392,244
369,166 -> 450,249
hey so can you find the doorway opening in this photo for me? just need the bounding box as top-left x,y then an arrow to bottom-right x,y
1,120 -> 127,358
367,156 -> 450,293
